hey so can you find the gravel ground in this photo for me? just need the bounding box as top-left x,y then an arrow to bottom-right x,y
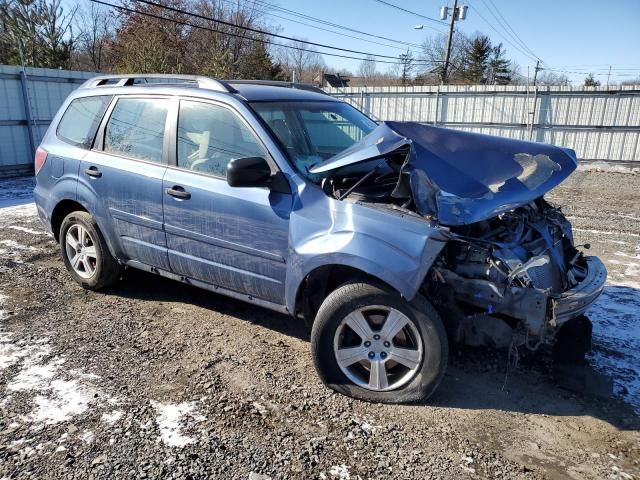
0,172 -> 639,480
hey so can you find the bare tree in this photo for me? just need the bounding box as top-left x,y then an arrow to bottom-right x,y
390,49 -> 415,86
358,54 -> 377,83
277,39 -> 325,83
419,31 -> 467,83
74,2 -> 115,71
536,70 -> 570,86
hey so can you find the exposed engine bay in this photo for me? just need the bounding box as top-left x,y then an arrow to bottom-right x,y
426,199 -> 591,350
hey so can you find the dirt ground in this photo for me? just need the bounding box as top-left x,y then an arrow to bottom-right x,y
0,172 -> 639,480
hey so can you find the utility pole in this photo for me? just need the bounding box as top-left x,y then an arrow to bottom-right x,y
440,2 -> 467,84
441,0 -> 457,84
528,60 -> 541,141
606,65 -> 612,87
532,60 -> 541,86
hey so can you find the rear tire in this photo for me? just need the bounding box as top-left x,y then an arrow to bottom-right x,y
60,211 -> 123,290
311,281 -> 448,404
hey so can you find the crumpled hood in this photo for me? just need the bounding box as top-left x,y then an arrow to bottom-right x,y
310,121 -> 577,225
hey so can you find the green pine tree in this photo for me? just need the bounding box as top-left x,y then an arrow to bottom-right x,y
584,73 -> 601,87
463,34 -> 492,84
488,43 -> 511,85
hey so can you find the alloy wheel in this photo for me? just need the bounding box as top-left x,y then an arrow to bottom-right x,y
333,305 -> 424,391
64,224 -> 98,279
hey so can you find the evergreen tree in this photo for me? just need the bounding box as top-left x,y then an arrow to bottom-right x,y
488,43 -> 511,84
396,49 -> 415,86
584,73 -> 601,87
0,0 -> 76,68
462,34 -> 492,84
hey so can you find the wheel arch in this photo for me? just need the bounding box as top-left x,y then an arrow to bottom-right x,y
50,198 -> 120,261
51,199 -> 87,242
291,261 -> 405,327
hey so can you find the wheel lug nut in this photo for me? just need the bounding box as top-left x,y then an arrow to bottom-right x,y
383,341 -> 390,348
364,341 -> 371,347
368,351 -> 375,359
373,334 -> 380,340
380,352 -> 387,359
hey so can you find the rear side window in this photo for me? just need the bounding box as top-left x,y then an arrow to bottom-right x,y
104,98 -> 169,163
56,96 -> 111,148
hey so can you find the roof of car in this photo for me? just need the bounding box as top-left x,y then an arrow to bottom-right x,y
229,82 -> 337,102
77,75 -> 338,103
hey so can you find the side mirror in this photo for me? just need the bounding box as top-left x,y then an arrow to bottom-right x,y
226,156 -> 272,188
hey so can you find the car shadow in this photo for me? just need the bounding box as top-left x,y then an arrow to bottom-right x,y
104,267 -> 310,342
105,269 -> 638,431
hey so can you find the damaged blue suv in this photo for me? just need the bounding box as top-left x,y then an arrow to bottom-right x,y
34,75 -> 606,403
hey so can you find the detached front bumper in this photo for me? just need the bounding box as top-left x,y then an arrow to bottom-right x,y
553,256 -> 607,325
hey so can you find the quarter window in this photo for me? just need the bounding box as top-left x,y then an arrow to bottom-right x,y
177,100 -> 268,177
104,98 -> 169,163
56,96 -> 111,148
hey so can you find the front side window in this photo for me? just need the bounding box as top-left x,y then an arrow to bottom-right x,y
177,100 -> 268,177
104,98 -> 169,163
56,95 -> 111,148
251,101 -> 376,182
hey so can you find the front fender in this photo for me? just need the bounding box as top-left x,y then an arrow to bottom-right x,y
284,193 -> 446,314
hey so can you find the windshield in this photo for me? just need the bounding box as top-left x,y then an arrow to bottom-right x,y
250,101 -> 377,182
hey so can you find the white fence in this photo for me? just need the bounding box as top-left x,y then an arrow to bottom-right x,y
325,85 -> 640,164
0,65 -> 95,177
1,68 -> 638,178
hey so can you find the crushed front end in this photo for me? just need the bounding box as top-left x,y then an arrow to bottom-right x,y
309,121 -> 607,353
425,198 -> 606,351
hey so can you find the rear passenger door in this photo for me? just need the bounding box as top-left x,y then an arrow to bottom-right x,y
162,99 -> 291,304
79,96 -> 172,270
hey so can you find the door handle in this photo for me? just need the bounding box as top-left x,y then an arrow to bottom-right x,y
166,186 -> 191,200
85,166 -> 102,178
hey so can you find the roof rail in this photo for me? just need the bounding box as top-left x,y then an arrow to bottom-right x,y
227,80 -> 327,95
79,74 -> 233,93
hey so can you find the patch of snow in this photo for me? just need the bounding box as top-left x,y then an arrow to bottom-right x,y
577,162 -> 639,175
573,228 -> 640,238
151,401 -> 200,447
0,334 -> 49,370
0,239 -> 38,252
588,282 -> 640,413
0,292 -> 6,320
55,445 -> 66,453
0,202 -> 38,222
8,225 -> 46,235
101,410 -> 124,425
328,465 -> 351,480
29,380 -> 96,425
80,430 -> 95,443
2,328 -> 107,425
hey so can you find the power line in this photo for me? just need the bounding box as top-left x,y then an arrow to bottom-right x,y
129,0 -> 423,62
481,0 -> 540,61
92,0 -> 440,65
542,67 -> 640,76
217,0 -> 420,51
371,0 -> 448,28
465,0 -> 540,63
247,0 -> 427,47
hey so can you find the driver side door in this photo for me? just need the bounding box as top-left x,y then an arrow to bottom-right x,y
162,99 -> 291,305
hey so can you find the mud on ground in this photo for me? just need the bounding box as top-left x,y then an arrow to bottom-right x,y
0,172 -> 639,480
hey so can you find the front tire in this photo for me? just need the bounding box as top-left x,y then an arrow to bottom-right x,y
60,211 -> 123,290
311,281 -> 448,404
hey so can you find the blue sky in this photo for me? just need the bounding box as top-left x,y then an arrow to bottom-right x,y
263,0 -> 640,84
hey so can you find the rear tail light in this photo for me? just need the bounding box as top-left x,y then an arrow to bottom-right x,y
34,147 -> 48,175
